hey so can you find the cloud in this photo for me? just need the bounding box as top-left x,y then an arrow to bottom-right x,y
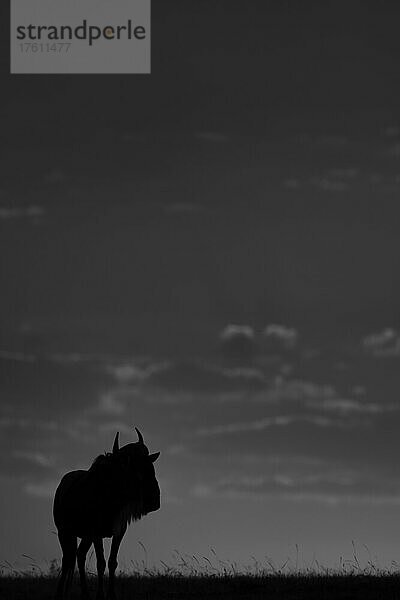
97,391 -> 126,415
0,350 -> 36,363
0,449 -> 57,480
43,168 -> 67,185
310,177 -> 349,192
3,339 -> 400,511
24,480 -> 58,498
283,163 -> 400,194
219,323 -> 300,359
387,143 -> 400,157
196,414 -> 337,437
0,417 -> 59,433
263,324 -> 298,350
363,328 -> 400,357
147,359 -> 264,392
253,378 -> 396,415
305,397 -> 395,415
12,450 -> 55,468
283,178 -> 301,189
215,366 -> 265,383
191,458 -> 400,505
382,125 -> 400,138
0,206 -> 45,220
219,324 -> 256,360
181,376 -> 400,472
352,385 -> 366,397
284,167 -> 359,193
97,421 -> 134,436
0,353 -> 112,419
220,324 -> 255,341
327,168 -> 359,180
106,360 -> 171,383
93,360 -> 267,419
213,475 -> 400,504
267,379 -> 336,404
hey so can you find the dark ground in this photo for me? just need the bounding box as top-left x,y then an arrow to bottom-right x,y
2,574 -> 400,600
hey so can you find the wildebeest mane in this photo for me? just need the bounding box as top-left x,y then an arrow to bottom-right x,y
88,451 -> 148,529
90,452 -> 114,469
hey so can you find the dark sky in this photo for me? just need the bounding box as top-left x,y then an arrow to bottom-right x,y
2,0 -> 400,570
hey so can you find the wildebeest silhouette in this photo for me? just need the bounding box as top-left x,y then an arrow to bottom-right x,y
53,427 -> 160,599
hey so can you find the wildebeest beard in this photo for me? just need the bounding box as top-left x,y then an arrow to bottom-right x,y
85,451 -> 159,536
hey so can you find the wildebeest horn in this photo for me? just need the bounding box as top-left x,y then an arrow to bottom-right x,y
112,432 -> 119,454
135,427 -> 144,445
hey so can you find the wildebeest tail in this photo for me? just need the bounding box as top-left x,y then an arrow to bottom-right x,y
55,532 -> 77,598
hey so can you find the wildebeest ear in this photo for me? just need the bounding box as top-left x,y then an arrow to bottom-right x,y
149,452 -> 160,463
112,432 -> 120,454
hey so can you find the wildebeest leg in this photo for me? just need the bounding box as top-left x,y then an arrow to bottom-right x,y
77,537 -> 92,599
55,531 -> 77,599
106,528 -> 126,600
93,537 -> 106,600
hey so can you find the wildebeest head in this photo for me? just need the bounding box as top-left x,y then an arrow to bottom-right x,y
112,427 -> 161,514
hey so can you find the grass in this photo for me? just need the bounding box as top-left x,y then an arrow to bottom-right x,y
1,548 -> 400,599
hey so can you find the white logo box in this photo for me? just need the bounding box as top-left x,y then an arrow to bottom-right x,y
11,0 -> 150,74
